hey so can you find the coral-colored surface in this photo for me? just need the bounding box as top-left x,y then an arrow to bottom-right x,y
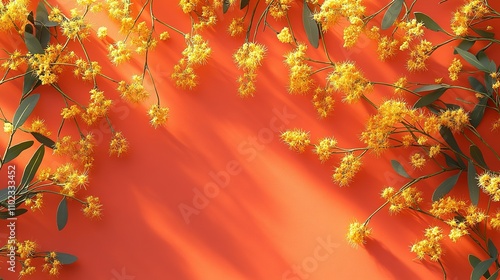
1,1 -> 498,279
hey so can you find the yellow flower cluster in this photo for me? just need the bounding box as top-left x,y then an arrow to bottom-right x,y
0,0 -> 29,32
109,131 -> 128,157
313,0 -> 366,32
228,17 -> 245,37
61,15 -> 90,40
407,40 -> 433,71
193,6 -> 217,30
377,36 -> 399,61
266,0 -> 293,19
83,195 -> 103,218
233,42 -> 266,97
17,240 -> 37,259
25,193 -> 44,211
54,135 -> 95,169
398,19 -> 425,51
410,226 -> 443,261
284,44 -> 313,94
381,186 -> 423,214
20,258 -> 36,276
3,122 -> 13,134
439,107 -> 469,132
130,21 -> 158,54
108,40 -> 131,65
360,100 -> 413,154
50,163 -> 89,197
277,27 -> 293,44
448,58 -> 462,81
478,172 -> 500,201
172,34 -> 212,89
410,153 -> 426,169
43,252 -> 62,276
327,62 -> 372,103
117,75 -> 149,103
332,153 -> 362,186
430,196 -> 467,218
74,59 -> 102,81
451,0 -> 489,36
312,87 -> 335,118
148,104 -> 170,128
280,129 -> 311,153
1,50 -> 24,70
314,137 -> 338,162
81,89 -> 113,125
28,44 -> 75,85
106,0 -> 131,21
346,220 -> 371,247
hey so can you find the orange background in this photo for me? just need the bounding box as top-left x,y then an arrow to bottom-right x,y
1,0 -> 499,279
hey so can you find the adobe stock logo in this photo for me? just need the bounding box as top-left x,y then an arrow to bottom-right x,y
282,235 -> 340,280
178,106 -> 297,224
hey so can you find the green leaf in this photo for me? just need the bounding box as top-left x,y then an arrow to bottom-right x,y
469,254 -> 481,267
413,88 -> 447,108
31,132 -> 55,149
302,1 -> 319,48
391,160 -> 411,178
477,51 -> 496,73
414,12 -> 443,32
414,84 -> 447,93
381,0 -> 404,30
471,258 -> 495,280
455,47 -> 490,72
470,145 -> 488,169
454,40 -> 475,54
432,172 -> 461,202
23,67 -> 40,97
240,0 -> 250,9
0,188 -> 9,203
223,0 -> 230,13
24,32 -> 44,54
444,152 -> 460,168
488,269 -> 499,280
0,209 -> 28,219
3,141 -> 34,164
469,77 -> 489,128
35,1 -> 58,27
488,239 -> 498,259
55,252 -> 77,264
439,126 -> 465,168
12,94 -> 40,130
20,145 -> 45,189
57,197 -> 68,231
468,160 -> 479,206
471,27 -> 495,38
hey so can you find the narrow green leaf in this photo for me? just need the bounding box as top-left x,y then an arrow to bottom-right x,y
469,77 -> 489,127
444,152 -> 460,168
20,145 -> 45,189
381,0 -> 404,30
468,160 -> 479,206
454,40 -> 475,54
488,239 -> 498,259
0,209 -> 28,219
487,269 -> 499,280
0,188 -> 9,203
414,12 -> 443,32
477,51 -> 496,73
391,160 -> 411,178
24,32 -> 44,54
485,72 -> 494,95
414,84 -> 447,93
57,197 -> 68,231
432,172 -> 461,202
223,0 -> 230,13
3,141 -> 34,164
469,76 -> 487,94
471,258 -> 495,280
23,67 -> 40,97
55,252 -> 77,264
455,47 -> 490,72
413,88 -> 447,108
302,1 -> 319,48
470,145 -> 488,169
240,0 -> 250,9
12,94 -> 40,130
31,132 -> 55,149
36,1 -> 58,27
471,27 -> 495,38
36,25 -> 51,49
439,126 -> 465,168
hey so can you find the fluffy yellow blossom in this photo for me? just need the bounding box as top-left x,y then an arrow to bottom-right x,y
61,16 -> 89,40
314,137 -> 338,162
81,89 -> 112,125
327,62 -> 373,103
106,0 -> 131,20
343,17 -> 364,48
17,240 -> 37,259
398,19 -> 425,51
312,87 -> 335,118
179,0 -> 200,13
346,220 -> 371,247
333,153 -> 362,186
407,40 -> 434,71
83,196 -> 103,218
183,34 -> 211,65
284,44 -> 313,94
410,153 -> 426,169
3,122 -> 13,134
423,115 -> 441,134
439,108 -> 469,132
74,59 -> 101,80
97,26 -> 107,39
28,44 -> 74,85
234,42 -> 266,97
193,6 -> 217,30
2,50 -> 25,70
314,0 -> 365,32
448,58 -> 462,81
393,76 -> 407,95
280,129 -> 310,153
159,31 -> 170,40
451,0 -> 489,36
430,197 -> 466,218
109,131 -> 128,157
148,104 -> 169,128
410,226 -> 443,261
377,36 -> 399,61
478,173 -> 500,201
108,41 -> 131,65
277,27 -> 293,44
117,75 -> 149,103
172,59 -> 198,89
228,17 -> 245,37
382,186 -> 423,214
267,0 -> 293,19
0,0 -> 29,32
25,193 -> 43,211
428,145 -> 441,158
490,210 -> 500,230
